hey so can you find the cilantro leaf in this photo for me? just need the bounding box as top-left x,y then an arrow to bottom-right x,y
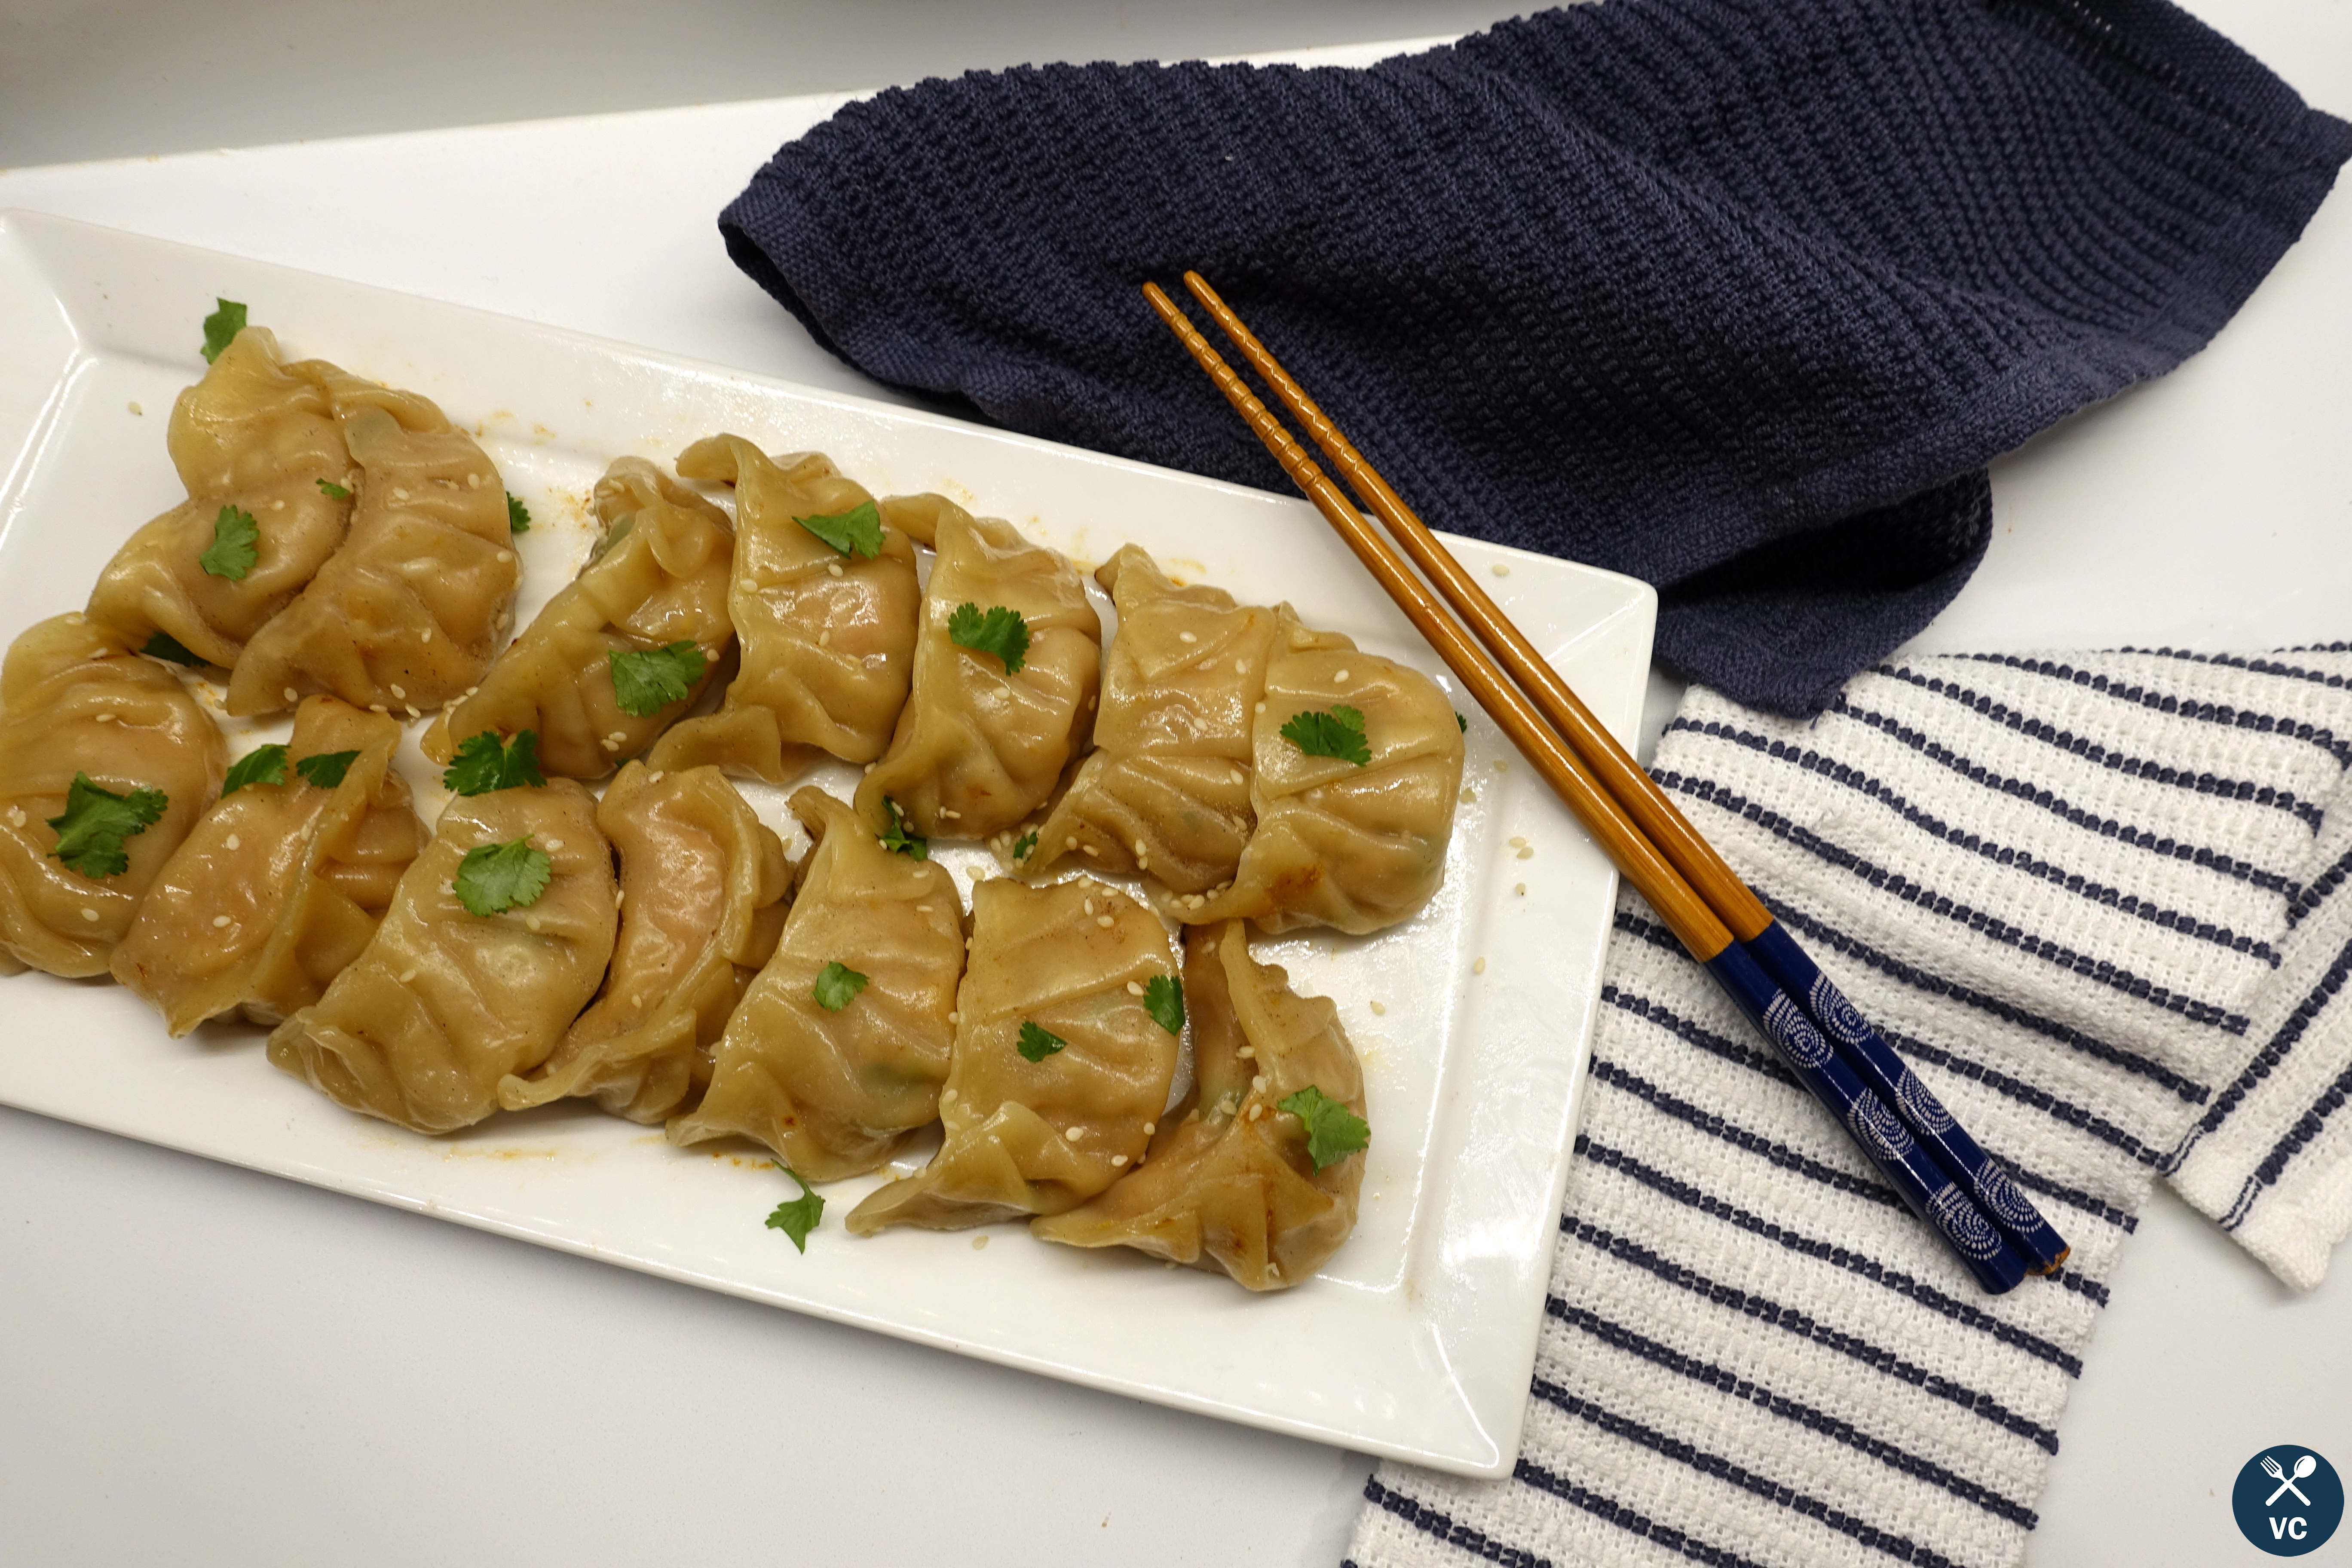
1456,710 -> 1468,733
452,837 -> 552,916
607,640 -> 708,717
200,298 -> 247,364
1143,974 -> 1185,1036
221,744 -> 289,796
878,797 -> 927,860
140,631 -> 206,667
765,1162 -> 824,1252
1011,828 -> 1038,862
316,478 -> 351,500
1277,1085 -> 1370,1170
812,960 -> 869,1012
198,505 -> 260,581
295,750 -> 361,788
506,492 -> 531,533
47,772 -> 167,880
947,602 -> 1031,674
1016,1020 -> 1066,1063
795,501 -> 883,559
1279,704 -> 1370,767
441,729 -> 545,796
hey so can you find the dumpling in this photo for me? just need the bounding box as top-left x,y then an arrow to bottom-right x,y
845,876 -> 1177,1234
266,779 -> 617,1133
498,763 -> 791,1123
110,698 -> 422,1034
647,436 -> 920,782
1167,606 -> 1464,934
852,500 -> 1102,842
0,615 -> 225,977
86,328 -> 355,669
668,786 -> 965,1180
424,458 -> 734,778
1032,920 -> 1368,1290
228,373 -> 516,718
1013,545 -> 1274,892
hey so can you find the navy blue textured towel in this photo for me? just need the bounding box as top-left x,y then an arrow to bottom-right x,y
720,0 -> 2350,715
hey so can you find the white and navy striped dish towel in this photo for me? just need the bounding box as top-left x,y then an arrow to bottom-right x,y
1347,645 -> 2352,1568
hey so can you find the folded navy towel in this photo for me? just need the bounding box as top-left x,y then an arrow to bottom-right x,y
720,0 -> 2350,715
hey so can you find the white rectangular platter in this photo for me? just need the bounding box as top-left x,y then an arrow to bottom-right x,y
0,210 -> 1654,1478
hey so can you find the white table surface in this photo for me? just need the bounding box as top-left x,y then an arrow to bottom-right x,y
3,4 -> 2348,1564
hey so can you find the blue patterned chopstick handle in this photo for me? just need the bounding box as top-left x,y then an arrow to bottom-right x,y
1743,922 -> 2070,1274
1704,943 -> 2030,1295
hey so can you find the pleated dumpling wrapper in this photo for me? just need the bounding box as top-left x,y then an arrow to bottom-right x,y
228,371 -> 516,718
266,779 -> 617,1133
669,786 -> 965,1180
0,615 -> 225,977
112,697 -> 424,1034
647,436 -> 920,783
1032,920 -> 1368,1290
86,327 -> 355,669
423,458 -> 734,778
1167,606 -> 1464,935
853,498 -> 1102,843
498,763 -> 791,1124
846,876 -> 1178,1234
1012,545 -> 1274,892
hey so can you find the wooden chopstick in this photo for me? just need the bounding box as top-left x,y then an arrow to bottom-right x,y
1141,279 -> 2048,1292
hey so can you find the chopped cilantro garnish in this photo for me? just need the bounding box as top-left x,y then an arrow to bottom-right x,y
608,640 -> 708,717
947,602 -> 1031,674
198,505 -> 260,581
1016,1020 -> 1067,1063
47,772 -> 167,880
1280,704 -> 1370,767
441,729 -> 545,796
878,797 -> 927,860
1143,974 -> 1185,1036
140,631 -> 205,667
812,960 -> 869,1012
765,1162 -> 824,1252
200,298 -> 247,364
295,750 -> 361,788
795,501 -> 883,559
1011,828 -> 1038,861
316,478 -> 351,501
1277,1085 -> 1369,1170
452,837 -> 552,917
1456,710 -> 1468,733
221,744 -> 289,796
506,492 -> 531,533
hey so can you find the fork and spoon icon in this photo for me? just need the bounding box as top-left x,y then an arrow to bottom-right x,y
2264,1453 -> 2318,1507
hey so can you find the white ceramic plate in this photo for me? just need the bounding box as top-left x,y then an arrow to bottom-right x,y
0,210 -> 1654,1479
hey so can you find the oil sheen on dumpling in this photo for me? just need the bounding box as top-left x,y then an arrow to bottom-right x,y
1167,606 -> 1464,935
265,780 -> 616,1133
111,697 -> 423,1034
845,876 -> 1176,1234
646,436 -> 920,783
86,328 -> 355,669
668,786 -> 964,1180
424,458 -> 733,778
1032,920 -> 1368,1290
853,500 -> 1102,842
228,373 -> 516,718
498,763 -> 790,1123
0,615 -> 225,977
1013,545 -> 1274,892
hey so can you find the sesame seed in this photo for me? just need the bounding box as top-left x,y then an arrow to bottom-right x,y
648,772 -> 664,784
405,705 -> 420,719
211,915 -> 231,929
3,806 -> 22,827
1509,836 -> 1528,848
1254,701 -> 1265,713
421,629 -> 433,644
1142,1122 -> 1155,1136
1491,758 -> 1509,773
613,890 -> 625,908
938,807 -> 959,820
1125,980 -> 1143,996
971,1235 -> 989,1250
1132,839 -> 1148,857
1370,1000 -> 1387,1016
127,401 -> 142,415
941,1087 -> 956,1104
1335,668 -> 1350,683
1136,854 -> 1148,870
1516,846 -> 1533,860
1461,786 -> 1477,803
1081,844 -> 1099,858
390,685 -> 407,700
369,704 -> 388,714
827,562 -> 843,578
525,914 -> 544,933
607,732 -> 626,743
601,738 -> 619,752
392,487 -> 410,501
1066,1126 -> 1084,1141
1111,1154 -> 1129,1167
1473,956 -> 1488,975
94,713 -> 115,724
1065,836 -> 1078,850
544,839 -> 564,852
1491,562 -> 1510,576
1515,882 -> 1526,896
1096,915 -> 1113,928
80,908 -> 100,922
1230,766 -> 1246,784
1247,1103 -> 1264,1121
1178,631 -> 1197,644
466,473 -> 481,488
1084,898 -> 1096,915
819,629 -> 831,647
1237,1046 -> 1255,1059
283,687 -> 299,704
495,549 -> 514,564
398,968 -> 419,983
271,499 -> 285,511
1251,1074 -> 1268,1091
917,904 -> 934,914
948,1011 -> 961,1024
224,835 -> 240,851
